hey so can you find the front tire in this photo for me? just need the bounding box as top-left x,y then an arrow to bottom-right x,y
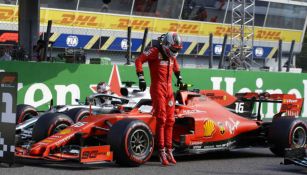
107,119 -> 154,166
63,108 -> 90,122
269,117 -> 307,156
32,112 -> 74,142
16,104 -> 38,124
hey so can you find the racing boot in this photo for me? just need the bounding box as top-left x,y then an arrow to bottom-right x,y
158,148 -> 169,166
166,148 -> 176,164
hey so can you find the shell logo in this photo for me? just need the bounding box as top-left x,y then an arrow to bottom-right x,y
203,120 -> 216,137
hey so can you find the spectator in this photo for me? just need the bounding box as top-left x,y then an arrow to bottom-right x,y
0,47 -> 12,61
33,39 -> 45,61
193,7 -> 207,21
210,16 -> 218,22
3,0 -> 12,4
215,0 -> 226,10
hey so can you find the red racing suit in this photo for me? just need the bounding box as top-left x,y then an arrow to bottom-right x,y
135,47 -> 180,149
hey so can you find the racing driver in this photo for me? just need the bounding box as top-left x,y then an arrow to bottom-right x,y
135,32 -> 183,166
96,81 -> 112,94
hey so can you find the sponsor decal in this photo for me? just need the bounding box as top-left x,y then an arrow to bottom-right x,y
0,7 -> 17,21
214,26 -> 240,37
255,47 -> 264,57
214,45 -> 223,55
218,122 -> 225,135
224,118 -> 240,135
192,141 -> 235,150
60,14 -> 98,26
203,120 -> 216,137
168,100 -> 174,107
66,35 -> 79,47
0,32 -> 18,43
42,139 -> 54,143
1,75 -> 15,84
59,128 -> 73,135
55,135 -> 74,147
255,30 -> 281,40
82,150 -> 98,159
72,122 -> 87,128
121,39 -> 128,50
183,109 -> 199,114
283,99 -> 298,103
190,141 -> 202,145
144,50 -> 152,57
160,60 -> 168,66
168,23 -> 200,35
117,19 -> 151,30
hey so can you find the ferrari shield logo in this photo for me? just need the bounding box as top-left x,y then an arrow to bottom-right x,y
218,122 -> 225,135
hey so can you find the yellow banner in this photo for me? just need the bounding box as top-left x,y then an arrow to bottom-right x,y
0,5 -> 302,42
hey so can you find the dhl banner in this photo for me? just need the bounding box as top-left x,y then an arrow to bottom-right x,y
0,5 -> 303,43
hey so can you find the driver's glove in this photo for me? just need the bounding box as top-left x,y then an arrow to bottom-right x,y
175,71 -> 183,87
137,72 -> 147,91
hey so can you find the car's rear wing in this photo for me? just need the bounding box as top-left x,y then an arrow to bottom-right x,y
235,92 -> 304,117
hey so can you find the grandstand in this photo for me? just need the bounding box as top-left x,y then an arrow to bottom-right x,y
0,0 -> 306,69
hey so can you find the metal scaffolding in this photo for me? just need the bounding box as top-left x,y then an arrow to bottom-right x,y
229,0 -> 255,69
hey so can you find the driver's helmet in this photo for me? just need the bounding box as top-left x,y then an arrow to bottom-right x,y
161,32 -> 183,58
97,81 -> 110,94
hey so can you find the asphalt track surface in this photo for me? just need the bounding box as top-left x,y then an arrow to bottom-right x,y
1,148 -> 307,175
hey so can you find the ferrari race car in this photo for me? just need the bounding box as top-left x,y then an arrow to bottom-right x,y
14,84 -> 307,166
16,83 -> 150,144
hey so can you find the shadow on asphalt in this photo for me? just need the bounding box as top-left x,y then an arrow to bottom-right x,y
9,149 -> 276,171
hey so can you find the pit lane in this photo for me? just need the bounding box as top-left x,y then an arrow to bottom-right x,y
1,148 -> 306,175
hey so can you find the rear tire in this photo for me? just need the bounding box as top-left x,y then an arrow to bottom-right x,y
268,117 -> 307,157
107,119 -> 154,166
16,104 -> 38,124
32,113 -> 74,142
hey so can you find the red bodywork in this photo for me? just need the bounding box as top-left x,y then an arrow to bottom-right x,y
16,90 -> 303,163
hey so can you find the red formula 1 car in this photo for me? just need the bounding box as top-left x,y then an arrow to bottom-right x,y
15,85 -> 307,166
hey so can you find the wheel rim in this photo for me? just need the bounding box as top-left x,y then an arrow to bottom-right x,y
52,123 -> 69,134
129,129 -> 150,156
292,126 -> 306,147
